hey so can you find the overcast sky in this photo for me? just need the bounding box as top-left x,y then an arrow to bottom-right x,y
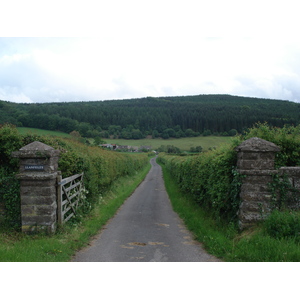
1,0 -> 300,103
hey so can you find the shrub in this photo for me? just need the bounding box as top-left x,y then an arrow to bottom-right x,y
243,122 -> 300,167
263,210 -> 300,242
0,166 -> 21,229
0,124 -> 23,168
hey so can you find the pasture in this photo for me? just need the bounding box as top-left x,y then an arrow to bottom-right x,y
17,127 -> 232,151
17,127 -> 71,138
104,136 -> 232,151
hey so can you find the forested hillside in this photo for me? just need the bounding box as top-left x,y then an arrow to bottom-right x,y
1,94 -> 299,139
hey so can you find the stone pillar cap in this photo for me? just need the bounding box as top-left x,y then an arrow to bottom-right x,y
235,137 -> 280,152
20,141 -> 55,151
12,141 -> 60,158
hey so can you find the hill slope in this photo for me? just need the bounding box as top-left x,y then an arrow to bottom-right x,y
1,94 -> 299,139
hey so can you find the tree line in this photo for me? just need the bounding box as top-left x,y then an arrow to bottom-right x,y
1,94 -> 300,139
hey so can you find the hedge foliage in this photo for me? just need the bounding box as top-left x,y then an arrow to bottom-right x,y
158,138 -> 242,222
0,124 -> 148,229
158,122 -> 300,224
243,122 -> 300,167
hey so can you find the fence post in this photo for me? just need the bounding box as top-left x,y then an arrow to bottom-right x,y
12,141 -> 60,234
57,171 -> 63,225
235,137 -> 280,230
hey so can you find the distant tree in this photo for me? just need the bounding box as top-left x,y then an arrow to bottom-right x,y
203,129 -> 212,136
157,145 -> 167,152
228,129 -> 238,136
86,129 -> 101,138
166,128 -> 176,138
132,129 -> 143,139
176,130 -> 185,138
166,145 -> 181,154
120,129 -> 132,139
161,130 -> 170,139
157,145 -> 181,153
17,114 -> 30,127
185,128 -> 196,137
100,131 -> 109,138
190,146 -> 203,153
174,125 -> 182,132
108,125 -> 121,136
70,130 -> 81,139
152,130 -> 159,138
195,146 -> 203,152
94,136 -> 106,145
77,122 -> 91,136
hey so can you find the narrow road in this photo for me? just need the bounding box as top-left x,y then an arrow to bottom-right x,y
72,157 -> 220,262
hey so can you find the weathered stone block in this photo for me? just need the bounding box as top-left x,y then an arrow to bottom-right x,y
36,203 -> 57,215
239,152 -> 260,160
259,152 -> 276,160
293,179 -> 300,189
240,183 -> 260,193
21,204 -> 57,217
22,213 -> 56,225
20,186 -> 56,196
21,205 -> 36,216
17,173 -> 57,181
20,178 -> 56,187
21,194 -> 57,205
238,160 -> 275,170
242,175 -> 272,184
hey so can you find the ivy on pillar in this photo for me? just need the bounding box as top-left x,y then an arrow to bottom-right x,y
12,141 -> 60,234
235,137 -> 280,230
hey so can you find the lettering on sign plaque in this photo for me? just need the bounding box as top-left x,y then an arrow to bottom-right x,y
24,165 -> 44,171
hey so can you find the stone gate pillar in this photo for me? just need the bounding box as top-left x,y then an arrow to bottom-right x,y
235,137 -> 280,230
12,141 -> 60,233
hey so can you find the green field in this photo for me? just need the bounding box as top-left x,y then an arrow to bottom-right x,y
104,136 -> 232,151
17,127 -> 232,151
17,127 -> 72,138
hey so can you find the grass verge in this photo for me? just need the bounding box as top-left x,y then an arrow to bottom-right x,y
0,162 -> 151,262
159,162 -> 300,262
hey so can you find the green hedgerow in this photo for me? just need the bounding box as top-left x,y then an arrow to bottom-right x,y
0,123 -> 148,231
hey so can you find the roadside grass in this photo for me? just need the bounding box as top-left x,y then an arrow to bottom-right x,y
160,162 -> 300,262
0,161 -> 151,262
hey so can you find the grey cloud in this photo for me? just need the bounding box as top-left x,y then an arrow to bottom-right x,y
1,37 -> 300,103
234,74 -> 300,102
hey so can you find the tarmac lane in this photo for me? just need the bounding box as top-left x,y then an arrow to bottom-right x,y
72,157 -> 221,262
